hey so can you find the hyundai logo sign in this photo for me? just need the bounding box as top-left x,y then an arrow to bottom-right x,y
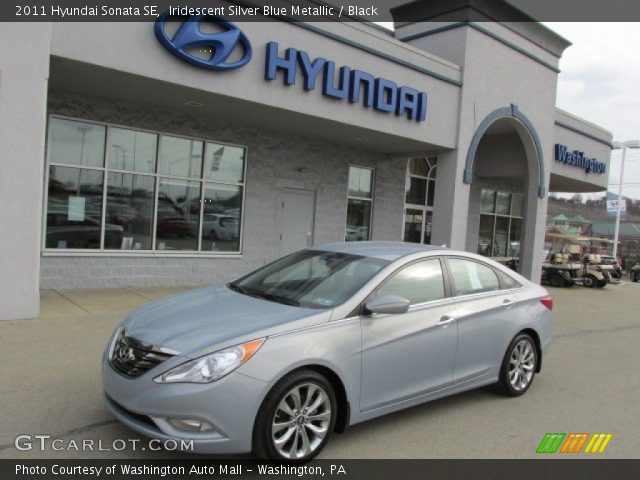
154,13 -> 252,70
154,15 -> 428,122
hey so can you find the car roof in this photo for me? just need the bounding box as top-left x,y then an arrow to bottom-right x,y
311,241 -> 447,261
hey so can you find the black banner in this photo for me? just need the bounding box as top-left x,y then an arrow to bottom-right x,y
3,0 -> 640,22
2,460 -> 640,480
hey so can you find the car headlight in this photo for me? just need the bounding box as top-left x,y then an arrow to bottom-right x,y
107,324 -> 124,359
153,338 -> 265,384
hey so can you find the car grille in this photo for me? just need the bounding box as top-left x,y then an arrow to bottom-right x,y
109,331 -> 174,378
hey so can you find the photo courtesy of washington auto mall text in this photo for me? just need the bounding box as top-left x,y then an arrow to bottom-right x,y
1,0 -> 640,479
14,462 -> 348,477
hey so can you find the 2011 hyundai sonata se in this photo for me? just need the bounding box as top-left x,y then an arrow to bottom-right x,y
102,242 -> 553,460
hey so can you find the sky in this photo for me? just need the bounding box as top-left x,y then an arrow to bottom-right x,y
538,23 -> 640,201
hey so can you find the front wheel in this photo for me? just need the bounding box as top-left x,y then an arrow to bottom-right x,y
253,369 -> 337,461
496,334 -> 538,397
583,275 -> 597,288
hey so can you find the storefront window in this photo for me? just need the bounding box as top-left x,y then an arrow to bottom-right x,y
404,157 -> 437,244
107,127 -> 157,173
345,166 -> 374,241
477,188 -> 524,261
49,118 -> 106,168
105,172 -> 155,250
44,117 -> 246,254
200,184 -> 243,251
156,179 -> 200,251
46,166 -> 105,249
158,136 -> 203,178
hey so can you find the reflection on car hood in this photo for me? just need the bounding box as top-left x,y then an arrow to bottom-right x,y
122,285 -> 330,357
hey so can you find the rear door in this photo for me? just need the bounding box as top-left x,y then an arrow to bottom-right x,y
445,257 -> 520,384
360,258 -> 458,411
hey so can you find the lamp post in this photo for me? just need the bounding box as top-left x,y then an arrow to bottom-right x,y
611,140 -> 640,260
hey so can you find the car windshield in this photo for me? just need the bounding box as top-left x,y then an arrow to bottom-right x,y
229,250 -> 389,309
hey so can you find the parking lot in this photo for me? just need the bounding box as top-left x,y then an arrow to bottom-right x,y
1,281 -> 639,459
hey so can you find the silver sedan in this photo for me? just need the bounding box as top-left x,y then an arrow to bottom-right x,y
102,242 -> 553,460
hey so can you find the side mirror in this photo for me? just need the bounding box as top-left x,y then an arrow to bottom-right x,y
364,295 -> 411,315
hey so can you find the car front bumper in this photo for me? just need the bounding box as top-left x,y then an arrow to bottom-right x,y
102,352 -> 268,455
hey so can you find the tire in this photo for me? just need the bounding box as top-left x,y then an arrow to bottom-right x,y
596,279 -> 607,288
496,333 -> 538,397
253,369 -> 337,461
583,275 -> 597,288
548,274 -> 564,288
633,272 -> 639,283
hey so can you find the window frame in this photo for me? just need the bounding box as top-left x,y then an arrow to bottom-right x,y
345,165 -> 375,242
364,257 -> 452,310
442,256 -> 524,299
403,156 -> 437,245
42,115 -> 248,257
477,188 -> 524,261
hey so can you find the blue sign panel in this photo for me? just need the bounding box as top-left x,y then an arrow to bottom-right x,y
554,144 -> 606,174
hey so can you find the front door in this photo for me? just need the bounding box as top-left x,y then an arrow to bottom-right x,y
279,189 -> 316,256
360,258 -> 458,411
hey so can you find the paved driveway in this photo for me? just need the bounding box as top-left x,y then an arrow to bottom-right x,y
1,282 -> 638,459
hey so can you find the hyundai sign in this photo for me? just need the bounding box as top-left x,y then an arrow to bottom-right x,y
554,144 -> 606,174
154,15 -> 428,123
154,13 -> 252,70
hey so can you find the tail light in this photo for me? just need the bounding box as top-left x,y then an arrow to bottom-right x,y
540,296 -> 553,311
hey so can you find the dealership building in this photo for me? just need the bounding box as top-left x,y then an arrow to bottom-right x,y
0,1 -> 614,320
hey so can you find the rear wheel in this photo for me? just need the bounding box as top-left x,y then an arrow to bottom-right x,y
253,369 -> 336,461
496,334 -> 538,397
549,274 -> 564,288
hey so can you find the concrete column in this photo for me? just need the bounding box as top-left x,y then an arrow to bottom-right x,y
520,184 -> 548,282
0,23 -> 52,320
431,149 -> 470,250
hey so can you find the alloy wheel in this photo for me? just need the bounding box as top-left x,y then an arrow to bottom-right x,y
271,383 -> 332,459
508,339 -> 536,391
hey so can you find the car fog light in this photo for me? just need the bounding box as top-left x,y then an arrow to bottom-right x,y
167,418 -> 215,432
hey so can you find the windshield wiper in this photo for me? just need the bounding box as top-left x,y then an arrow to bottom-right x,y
267,295 -> 300,307
228,284 -> 300,306
228,283 -> 253,296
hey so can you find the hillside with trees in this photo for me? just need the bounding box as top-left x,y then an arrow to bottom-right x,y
547,194 -> 640,224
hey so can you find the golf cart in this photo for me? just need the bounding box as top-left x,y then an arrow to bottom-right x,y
541,252 -> 609,288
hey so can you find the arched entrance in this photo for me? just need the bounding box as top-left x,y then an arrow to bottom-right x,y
463,105 -> 545,278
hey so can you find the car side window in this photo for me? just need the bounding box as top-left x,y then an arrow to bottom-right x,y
375,259 -> 445,305
496,270 -> 522,290
448,258 -> 500,296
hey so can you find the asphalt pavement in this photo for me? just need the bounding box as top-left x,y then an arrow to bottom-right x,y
1,281 -> 638,459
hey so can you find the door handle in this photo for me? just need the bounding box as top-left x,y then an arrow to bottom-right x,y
502,298 -> 515,309
437,315 -> 456,327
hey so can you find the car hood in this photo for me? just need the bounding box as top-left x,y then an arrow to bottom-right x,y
122,285 -> 331,358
